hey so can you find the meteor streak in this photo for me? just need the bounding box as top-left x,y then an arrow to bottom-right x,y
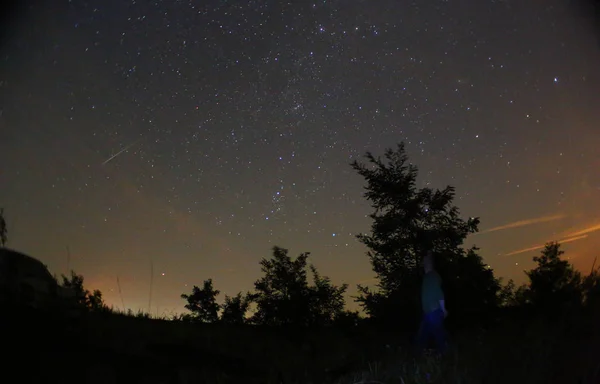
102,139 -> 141,165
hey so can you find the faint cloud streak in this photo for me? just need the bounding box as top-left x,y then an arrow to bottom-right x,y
563,223 -> 600,238
478,214 -> 566,235
505,234 -> 589,256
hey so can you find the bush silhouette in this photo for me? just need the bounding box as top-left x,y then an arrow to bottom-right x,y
60,270 -> 108,312
181,278 -> 221,323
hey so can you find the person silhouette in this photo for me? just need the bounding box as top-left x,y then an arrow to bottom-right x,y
415,250 -> 448,355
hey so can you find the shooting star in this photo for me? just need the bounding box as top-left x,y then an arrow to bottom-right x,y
102,139 -> 141,165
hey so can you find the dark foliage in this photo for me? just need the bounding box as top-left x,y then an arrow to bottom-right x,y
434,247 -> 503,328
513,242 -> 584,317
581,257 -> 600,308
0,207 -> 7,247
251,246 -> 312,326
61,270 -> 107,312
350,143 -> 499,327
220,291 -> 252,325
251,246 -> 348,327
181,278 -> 221,323
332,309 -> 363,328
308,264 -> 348,325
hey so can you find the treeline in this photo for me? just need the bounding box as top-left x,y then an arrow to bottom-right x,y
177,242 -> 600,329
177,143 -> 600,329
179,246 -> 358,327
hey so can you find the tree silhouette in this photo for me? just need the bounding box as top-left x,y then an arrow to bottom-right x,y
251,246 -> 348,326
308,264 -> 348,326
181,278 -> 221,323
434,246 -> 503,327
0,207 -> 7,247
497,278 -> 531,309
332,309 -> 363,328
61,270 -> 107,312
220,292 -> 252,325
498,279 -> 517,307
522,242 -> 583,315
351,143 -> 495,326
252,246 -> 312,326
582,258 -> 600,308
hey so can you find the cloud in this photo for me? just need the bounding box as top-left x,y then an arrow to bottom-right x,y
563,223 -> 600,238
505,234 -> 589,256
478,214 -> 566,235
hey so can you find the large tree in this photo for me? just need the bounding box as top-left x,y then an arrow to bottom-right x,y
351,143 -> 499,326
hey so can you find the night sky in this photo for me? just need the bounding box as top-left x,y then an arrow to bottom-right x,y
1,0 -> 599,316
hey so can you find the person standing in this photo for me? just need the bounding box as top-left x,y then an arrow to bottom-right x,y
416,250 -> 448,354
